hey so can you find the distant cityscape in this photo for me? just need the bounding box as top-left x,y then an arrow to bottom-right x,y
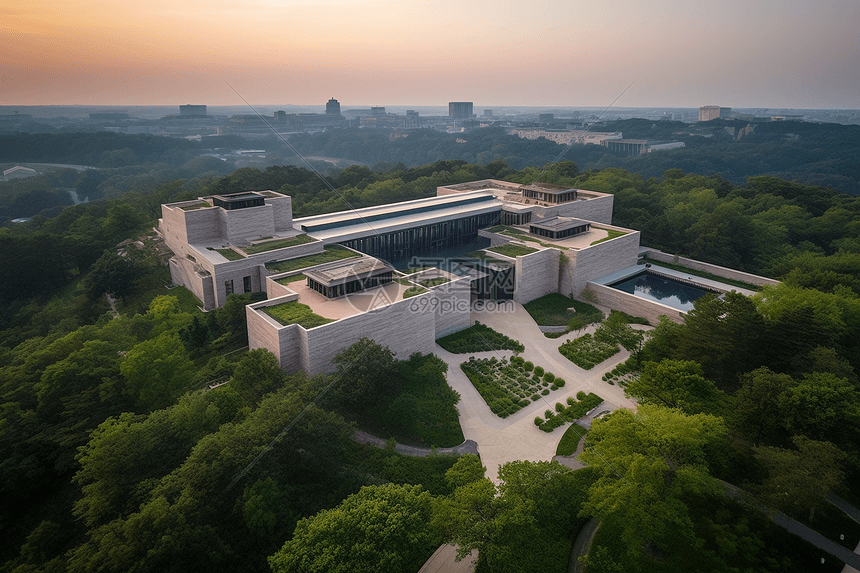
1,101 -> 858,139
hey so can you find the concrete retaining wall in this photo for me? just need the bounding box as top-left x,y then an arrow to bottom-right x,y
642,249 -> 779,287
303,294 -> 437,374
514,248 -> 560,304
561,230 -> 641,298
433,277 -> 473,338
586,281 -> 684,325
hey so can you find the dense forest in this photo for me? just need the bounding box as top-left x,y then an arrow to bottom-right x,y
1,155 -> 860,572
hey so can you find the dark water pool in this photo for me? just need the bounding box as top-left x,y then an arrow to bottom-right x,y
608,270 -> 716,311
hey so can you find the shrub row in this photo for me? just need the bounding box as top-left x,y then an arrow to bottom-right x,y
533,393 -> 604,432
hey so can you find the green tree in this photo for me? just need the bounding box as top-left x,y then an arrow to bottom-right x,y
731,367 -> 795,445
579,405 -> 726,560
330,337 -> 399,406
83,249 -> 143,303
268,483 -> 437,573
778,372 -> 860,444
120,332 -> 195,410
625,359 -> 724,415
754,436 -> 845,521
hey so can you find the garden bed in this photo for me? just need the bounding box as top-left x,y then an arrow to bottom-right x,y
460,356 -> 566,418
244,234 -> 316,254
261,301 -> 334,328
523,293 -> 604,330
488,244 -> 539,258
265,245 -> 357,273
558,334 -> 619,370
534,391 -> 604,433
436,322 -> 524,353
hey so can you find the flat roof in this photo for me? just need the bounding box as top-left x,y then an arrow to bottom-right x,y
529,216 -> 591,231
296,191 -> 496,233
295,195 -> 502,242
305,258 -> 393,287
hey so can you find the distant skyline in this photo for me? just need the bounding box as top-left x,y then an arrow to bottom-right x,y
2,0 -> 859,109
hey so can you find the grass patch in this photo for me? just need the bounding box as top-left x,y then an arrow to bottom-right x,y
403,286 -> 428,299
460,356 -> 565,418
436,322 -> 524,353
209,247 -> 245,261
556,424 -> 587,456
535,393 -> 603,432
559,334 -> 619,370
488,244 -> 539,258
465,251 -> 512,266
275,273 -> 307,285
265,245 -> 357,273
589,227 -> 627,246
523,293 -> 604,327
180,202 -> 210,211
243,234 -> 316,254
396,278 -> 414,286
608,309 -> 650,325
642,259 -> 763,291
402,266 -> 432,275
419,277 -> 450,288
261,301 -> 334,328
496,227 -> 569,250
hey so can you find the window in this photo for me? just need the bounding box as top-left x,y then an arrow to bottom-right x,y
225,280 -> 234,295
243,276 -> 251,293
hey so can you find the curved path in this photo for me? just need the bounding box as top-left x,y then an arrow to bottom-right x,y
433,302 -> 641,482
353,429 -> 478,457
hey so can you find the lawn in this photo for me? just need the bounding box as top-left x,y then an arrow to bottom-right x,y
488,244 -> 539,258
589,227 -> 627,246
275,273 -> 307,285
403,286 -> 428,298
419,277 -> 450,288
211,247 -> 245,260
243,234 -> 316,254
460,356 -> 566,418
523,293 -> 604,328
261,301 -> 334,328
265,245 -> 357,273
555,424 -> 588,456
436,322 -> 524,353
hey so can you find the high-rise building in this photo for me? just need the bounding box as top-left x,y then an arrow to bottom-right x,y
698,106 -> 731,121
179,104 -> 207,117
484,109 -> 493,117
325,98 -> 341,115
449,102 -> 474,119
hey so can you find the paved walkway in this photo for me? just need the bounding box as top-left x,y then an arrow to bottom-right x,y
353,430 -> 478,457
433,301 -> 640,482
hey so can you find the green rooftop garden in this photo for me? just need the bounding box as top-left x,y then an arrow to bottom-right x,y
403,286 -> 428,299
265,245 -> 357,273
275,274 -> 307,285
209,247 -> 245,261
488,244 -> 539,258
589,227 -> 627,246
243,234 -> 316,254
419,277 -> 450,288
180,202 -> 210,211
261,301 -> 334,328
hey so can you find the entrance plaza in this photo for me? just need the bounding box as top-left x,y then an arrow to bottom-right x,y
436,301 -> 640,483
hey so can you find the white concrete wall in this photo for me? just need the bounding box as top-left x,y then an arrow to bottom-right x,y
246,295 -> 302,370
268,196 -> 293,232
513,248 -> 560,304
586,282 -> 684,324
433,277 -> 473,338
536,194 -> 614,225
641,249 -> 780,287
218,204 -> 276,245
303,294 -> 437,374
560,230 -> 641,299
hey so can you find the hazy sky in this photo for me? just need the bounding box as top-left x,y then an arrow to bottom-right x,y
2,0 -> 858,108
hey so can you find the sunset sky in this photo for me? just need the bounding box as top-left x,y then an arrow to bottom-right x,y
2,0 -> 858,108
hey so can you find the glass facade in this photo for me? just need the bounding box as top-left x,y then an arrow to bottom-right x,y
339,212 -> 498,263
307,271 -> 394,298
